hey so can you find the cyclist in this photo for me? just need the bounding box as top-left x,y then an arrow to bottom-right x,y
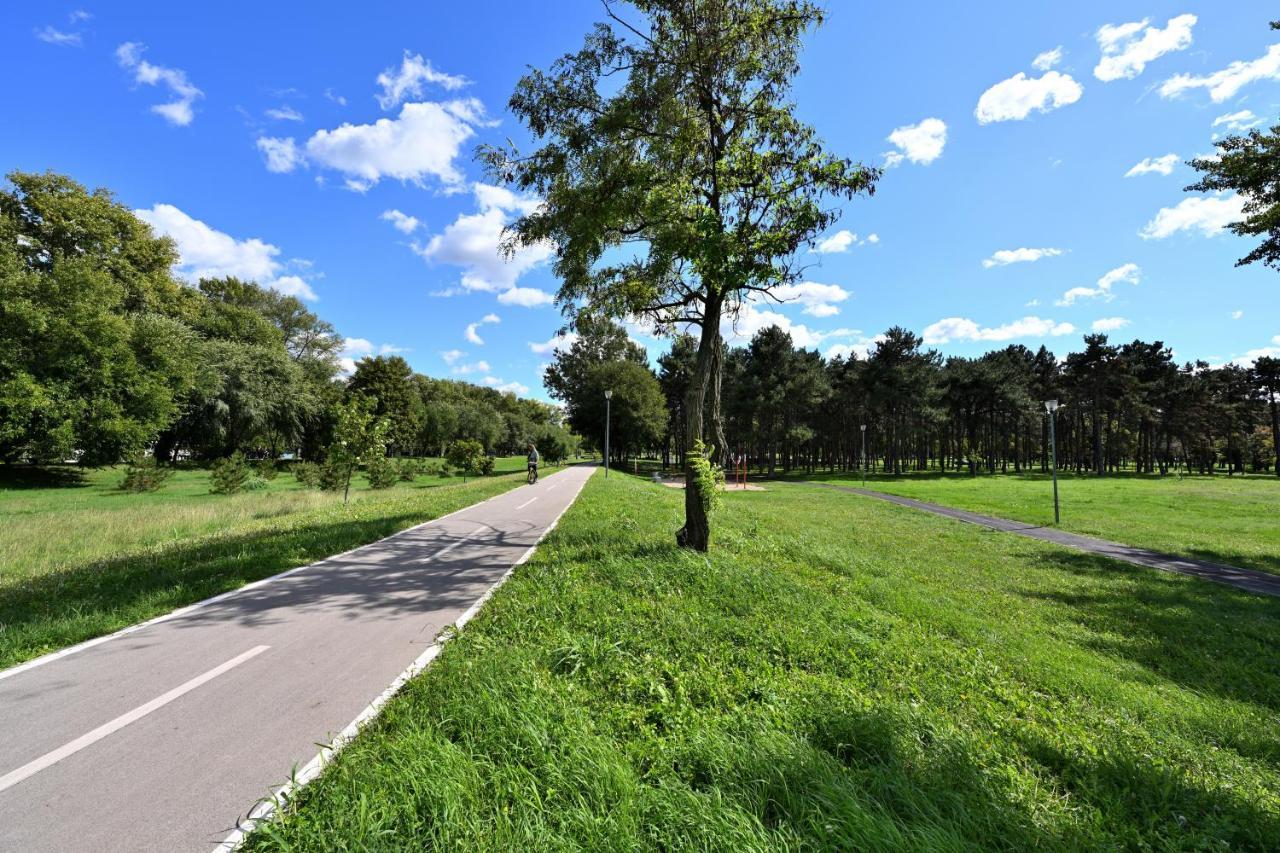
526,442 -> 540,483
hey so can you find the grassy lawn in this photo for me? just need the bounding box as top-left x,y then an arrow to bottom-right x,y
790,470 -> 1280,577
0,457 -> 547,669
246,473 -> 1280,851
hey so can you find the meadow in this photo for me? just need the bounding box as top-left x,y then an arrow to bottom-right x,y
245,473 -> 1280,851
0,457 -> 543,669
793,469 -> 1280,576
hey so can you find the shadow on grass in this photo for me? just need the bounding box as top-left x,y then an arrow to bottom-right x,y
0,502 -> 535,668
0,465 -> 87,490
1013,548 -> 1280,714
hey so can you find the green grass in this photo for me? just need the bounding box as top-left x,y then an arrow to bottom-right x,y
245,473 -> 1280,851
0,457 -> 547,669
791,469 -> 1280,576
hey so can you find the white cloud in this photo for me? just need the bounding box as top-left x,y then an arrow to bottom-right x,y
453,360 -> 491,376
135,203 -> 319,300
1139,193 -> 1246,240
975,71 -> 1083,124
1231,310 -> 1244,320
866,233 -> 880,244
722,302 -> 862,349
337,337 -> 406,375
484,376 -> 530,396
265,105 -> 304,122
1160,43 -> 1280,103
498,286 -> 555,307
1212,110 -> 1263,132
1091,317 -> 1130,332
115,42 -> 203,126
1032,47 -> 1063,71
1125,154 -> 1178,177
380,209 -> 421,234
1094,14 -> 1196,82
883,118 -> 947,167
1230,336 -> 1280,367
529,332 -> 579,355
770,281 -> 850,317
35,26 -> 81,46
982,247 -> 1064,268
70,10 -> 92,23
440,349 -> 465,365
825,334 -> 885,361
1055,262 -> 1140,306
324,88 -> 347,106
302,99 -> 487,191
256,137 -> 304,173
464,313 -> 500,345
922,316 -> 1075,345
815,229 -> 855,253
415,182 -> 553,295
376,52 -> 468,110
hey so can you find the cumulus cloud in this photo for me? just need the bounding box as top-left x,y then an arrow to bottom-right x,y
1094,14 -> 1196,82
975,71 -> 1083,124
769,281 -> 850,318
883,118 -> 947,167
529,332 -> 579,356
376,51 -> 468,109
815,230 -> 855,253
115,42 -> 203,126
1160,43 -> 1280,102
35,26 -> 81,46
1125,154 -> 1178,177
135,203 -> 319,300
464,313 -> 501,345
380,209 -> 420,234
1092,317 -> 1130,332
440,349 -> 465,365
825,334 -> 886,362
1139,193 -> 1246,240
1032,47 -> 1063,71
256,137 -> 304,173
982,247 -> 1064,268
1229,335 -> 1280,367
484,376 -> 530,396
922,316 -> 1075,345
722,302 -> 862,349
416,183 -> 554,302
1231,310 -> 1244,320
1055,262 -> 1140,306
1212,110 -> 1263,132
498,286 -> 555,307
337,338 -> 408,375
452,360 -> 491,376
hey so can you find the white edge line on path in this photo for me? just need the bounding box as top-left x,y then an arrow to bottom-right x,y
0,645 -> 270,795
0,467 -> 580,684
213,466 -> 596,852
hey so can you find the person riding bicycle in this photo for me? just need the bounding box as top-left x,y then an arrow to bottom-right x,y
526,443 -> 540,482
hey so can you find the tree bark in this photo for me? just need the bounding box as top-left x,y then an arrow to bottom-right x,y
677,295 -> 722,551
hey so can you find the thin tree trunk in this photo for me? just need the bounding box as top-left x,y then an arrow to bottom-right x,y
677,294 -> 722,551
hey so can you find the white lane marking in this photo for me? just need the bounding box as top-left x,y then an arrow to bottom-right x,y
0,645 -> 270,795
516,496 -> 539,510
0,467 -> 583,683
215,468 -> 596,852
419,523 -> 488,564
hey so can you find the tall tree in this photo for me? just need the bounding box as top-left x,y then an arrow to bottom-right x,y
1254,356 -> 1280,476
486,0 -> 878,550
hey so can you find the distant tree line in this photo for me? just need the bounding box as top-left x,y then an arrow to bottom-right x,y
657,326 -> 1280,478
0,170 -> 574,467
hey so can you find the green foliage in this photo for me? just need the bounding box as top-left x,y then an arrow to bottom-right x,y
348,355 -> 424,452
396,458 -> 425,482
241,475 -> 270,492
328,398 -> 390,504
209,451 -> 252,495
478,454 -> 495,476
293,461 -> 322,489
1188,112 -> 1280,269
446,438 -> 486,481
365,454 -> 399,490
317,459 -> 347,492
253,459 -> 280,480
686,439 -> 724,516
118,455 -> 173,493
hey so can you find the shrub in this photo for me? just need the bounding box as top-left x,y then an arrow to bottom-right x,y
446,439 -> 486,481
118,454 -> 172,493
210,452 -> 252,495
242,475 -> 270,491
294,461 -> 322,489
397,458 -> 424,482
318,459 -> 347,492
479,454 -> 495,476
253,459 -> 280,480
366,454 -> 399,489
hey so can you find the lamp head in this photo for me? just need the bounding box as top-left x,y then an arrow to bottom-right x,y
860,424 -> 867,431
1044,399 -> 1059,413
604,389 -> 613,400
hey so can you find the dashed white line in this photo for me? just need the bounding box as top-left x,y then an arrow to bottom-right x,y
0,645 -> 270,795
516,496 -> 539,510
420,524 -> 487,563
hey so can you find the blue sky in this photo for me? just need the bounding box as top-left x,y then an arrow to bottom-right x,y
5,1 -> 1278,400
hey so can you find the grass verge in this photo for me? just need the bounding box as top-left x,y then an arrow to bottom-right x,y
245,473 -> 1280,850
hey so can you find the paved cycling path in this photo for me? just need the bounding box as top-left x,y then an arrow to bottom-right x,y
0,465 -> 596,853
811,482 -> 1280,598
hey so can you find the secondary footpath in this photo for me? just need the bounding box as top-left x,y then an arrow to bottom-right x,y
0,465 -> 596,852
811,482 -> 1280,598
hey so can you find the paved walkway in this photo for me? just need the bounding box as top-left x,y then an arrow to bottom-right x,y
0,465 -> 596,853
812,483 -> 1280,598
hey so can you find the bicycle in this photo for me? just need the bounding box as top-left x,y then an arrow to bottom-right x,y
527,465 -> 538,485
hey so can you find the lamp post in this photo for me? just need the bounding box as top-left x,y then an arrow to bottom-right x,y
1044,399 -> 1060,524
860,423 -> 867,487
604,389 -> 613,478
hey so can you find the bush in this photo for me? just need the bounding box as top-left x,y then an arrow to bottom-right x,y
397,458 -> 424,482
446,439 -> 486,480
294,461 -> 322,489
318,459 -> 347,492
253,459 -> 280,480
366,454 -> 399,489
118,454 -> 173,493
210,452 -> 253,495
479,455 -> 495,476
242,475 -> 270,491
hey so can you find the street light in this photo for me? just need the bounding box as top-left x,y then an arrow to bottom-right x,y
604,389 -> 613,478
860,423 -> 867,488
1044,399 -> 1060,524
